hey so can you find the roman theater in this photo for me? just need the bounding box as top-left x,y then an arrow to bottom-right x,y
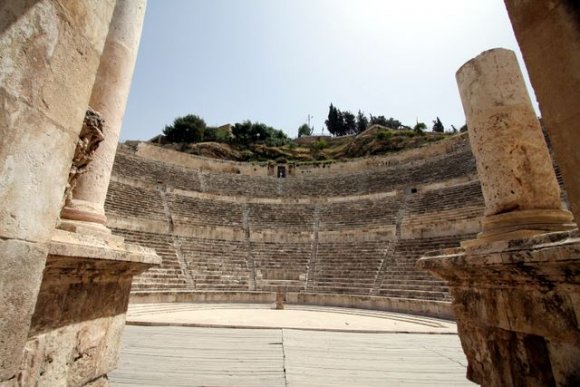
1,1 -> 579,387
109,132 -> 481,313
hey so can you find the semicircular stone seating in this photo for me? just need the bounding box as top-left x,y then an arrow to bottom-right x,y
104,133 -> 568,318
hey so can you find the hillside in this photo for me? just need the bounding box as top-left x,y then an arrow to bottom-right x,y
149,125 -> 453,163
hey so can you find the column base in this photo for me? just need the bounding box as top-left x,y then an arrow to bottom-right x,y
59,199 -> 111,238
461,209 -> 576,248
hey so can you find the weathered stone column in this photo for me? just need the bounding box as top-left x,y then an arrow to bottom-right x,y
418,47 -> 580,387
60,0 -> 147,233
503,0 -> 580,225
456,48 -> 574,246
0,0 -> 116,382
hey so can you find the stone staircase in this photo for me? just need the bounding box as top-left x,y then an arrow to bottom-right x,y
377,235 -> 475,301
113,229 -> 191,291
251,241 -> 311,292
180,237 -> 251,290
309,241 -> 387,295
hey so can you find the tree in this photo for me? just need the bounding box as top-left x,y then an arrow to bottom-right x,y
342,111 -> 357,135
356,110 -> 369,134
460,124 -> 468,133
432,117 -> 445,133
231,121 -> 253,146
385,117 -> 403,129
163,114 -> 206,143
265,126 -> 289,147
369,114 -> 389,127
298,123 -> 313,137
232,121 -> 288,147
413,122 -> 427,133
325,103 -> 342,136
204,126 -> 233,143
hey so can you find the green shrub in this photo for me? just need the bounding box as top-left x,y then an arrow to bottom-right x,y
375,129 -> 393,141
398,129 -> 416,137
240,150 -> 254,161
311,139 -> 328,151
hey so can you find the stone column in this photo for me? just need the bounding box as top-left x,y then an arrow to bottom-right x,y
0,0 -> 116,382
456,48 -> 574,245
60,0 -> 147,233
503,0 -> 580,225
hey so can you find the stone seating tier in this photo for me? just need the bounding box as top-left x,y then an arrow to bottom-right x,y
376,235 -> 476,301
180,237 -> 252,291
112,229 -> 189,291
317,197 -> 399,230
105,182 -> 403,232
106,139 -> 487,309
406,181 -> 484,214
168,194 -> 244,228
112,143 -> 477,198
105,181 -> 166,221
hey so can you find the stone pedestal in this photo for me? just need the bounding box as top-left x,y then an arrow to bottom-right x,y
275,288 -> 286,310
418,231 -> 580,386
456,48 -> 575,246
15,230 -> 160,386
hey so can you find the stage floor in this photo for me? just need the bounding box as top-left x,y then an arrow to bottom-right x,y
110,303 -> 474,386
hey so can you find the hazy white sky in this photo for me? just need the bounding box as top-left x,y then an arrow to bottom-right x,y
120,0 -> 533,140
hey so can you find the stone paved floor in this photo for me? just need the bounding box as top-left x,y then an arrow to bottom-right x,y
110,304 -> 474,386
123,303 -> 458,333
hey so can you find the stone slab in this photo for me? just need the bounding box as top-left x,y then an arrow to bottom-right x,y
109,325 -> 473,386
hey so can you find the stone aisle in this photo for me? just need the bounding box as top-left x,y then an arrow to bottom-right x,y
110,326 -> 473,386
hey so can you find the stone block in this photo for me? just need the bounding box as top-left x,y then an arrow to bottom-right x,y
57,0 -> 116,54
421,233 -> 580,385
16,232 -> 158,385
547,340 -> 580,386
96,314 -> 127,377
0,0 -> 38,35
21,318 -> 118,387
0,239 -> 47,381
0,1 -> 103,133
0,94 -> 78,241
0,0 -> 111,242
0,1 -> 60,107
38,15 -> 102,133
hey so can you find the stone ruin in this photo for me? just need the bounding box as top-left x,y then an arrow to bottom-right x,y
1,1 -> 160,385
1,1 -> 579,386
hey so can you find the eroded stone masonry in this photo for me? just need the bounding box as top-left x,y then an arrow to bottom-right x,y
1,1 -> 580,387
1,1 -> 160,386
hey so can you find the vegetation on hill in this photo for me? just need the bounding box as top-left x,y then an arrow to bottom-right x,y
153,110 -> 461,162
324,103 -> 407,136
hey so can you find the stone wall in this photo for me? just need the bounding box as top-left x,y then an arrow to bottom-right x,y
0,2 -> 160,385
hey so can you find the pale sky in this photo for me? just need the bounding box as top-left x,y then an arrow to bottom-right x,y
120,0 -> 534,141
